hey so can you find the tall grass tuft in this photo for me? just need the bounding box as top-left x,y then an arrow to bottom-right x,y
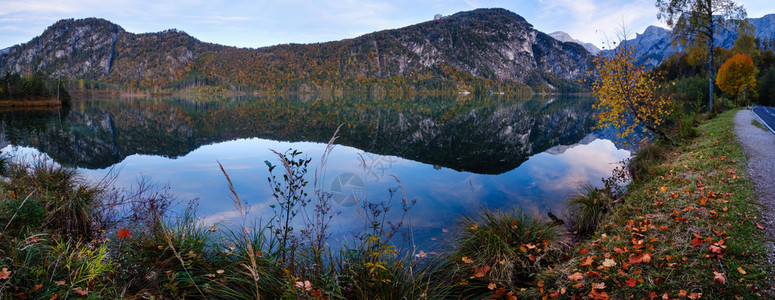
566,184 -> 612,236
449,207 -> 565,292
3,159 -> 101,239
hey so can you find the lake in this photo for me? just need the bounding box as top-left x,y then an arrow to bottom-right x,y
0,93 -> 631,252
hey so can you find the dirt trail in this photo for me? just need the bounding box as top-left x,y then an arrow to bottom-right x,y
733,109 -> 775,269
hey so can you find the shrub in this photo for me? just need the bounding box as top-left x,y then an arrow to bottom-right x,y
627,142 -> 670,183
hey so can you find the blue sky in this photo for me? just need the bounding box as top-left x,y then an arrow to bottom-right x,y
1,0 -> 772,49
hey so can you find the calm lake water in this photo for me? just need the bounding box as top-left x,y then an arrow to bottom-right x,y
0,94 -> 631,251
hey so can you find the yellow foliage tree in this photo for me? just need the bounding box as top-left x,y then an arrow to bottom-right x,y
716,53 -> 758,105
592,45 -> 672,141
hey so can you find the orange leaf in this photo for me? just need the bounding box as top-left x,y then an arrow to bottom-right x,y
117,228 -> 130,238
629,254 -> 642,264
588,289 -> 610,300
625,277 -> 636,287
568,272 -> 584,281
591,282 -> 606,290
488,283 -> 496,290
688,292 -> 702,300
472,265 -> 491,278
690,237 -> 703,247
642,253 -> 652,263
678,290 -> 688,297
737,267 -> 747,275
579,247 -> 590,255
580,256 -> 594,267
756,223 -> 765,230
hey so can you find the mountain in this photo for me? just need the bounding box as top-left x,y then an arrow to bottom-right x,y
0,9 -> 595,92
612,14 -> 775,68
622,25 -> 681,68
0,18 -> 220,84
549,31 -> 600,55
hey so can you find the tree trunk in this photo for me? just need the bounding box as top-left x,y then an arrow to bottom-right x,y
707,14 -> 715,112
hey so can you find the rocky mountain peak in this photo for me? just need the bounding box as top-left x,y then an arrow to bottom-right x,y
549,31 -> 601,55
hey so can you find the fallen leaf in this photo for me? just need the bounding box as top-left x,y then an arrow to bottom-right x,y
660,186 -> 668,192
688,292 -> 702,299
488,283 -> 496,290
34,284 -> 43,291
462,256 -> 473,264
580,256 -> 594,267
591,282 -> 606,290
568,272 -> 584,281
625,277 -> 637,287
117,228 -> 130,238
737,267 -> 747,275
54,280 -> 65,286
642,253 -> 652,263
589,289 -> 610,300
0,268 -> 10,280
756,223 -> 765,230
73,288 -> 88,296
472,265 -> 491,278
602,258 -> 617,267
678,290 -> 688,297
714,271 -> 726,284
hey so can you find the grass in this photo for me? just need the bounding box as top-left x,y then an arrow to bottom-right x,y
528,109 -> 772,299
0,108 -> 771,299
567,184 -> 613,236
752,119 -> 770,132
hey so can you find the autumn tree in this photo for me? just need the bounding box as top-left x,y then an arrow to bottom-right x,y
732,20 -> 759,60
716,53 -> 758,105
592,45 -> 672,141
656,0 -> 746,111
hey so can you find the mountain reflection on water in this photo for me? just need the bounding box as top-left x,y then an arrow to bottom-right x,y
0,94 -> 631,250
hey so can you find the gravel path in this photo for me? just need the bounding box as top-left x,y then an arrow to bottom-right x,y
733,109 -> 775,270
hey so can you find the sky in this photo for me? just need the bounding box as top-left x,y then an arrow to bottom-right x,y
0,0 -> 773,49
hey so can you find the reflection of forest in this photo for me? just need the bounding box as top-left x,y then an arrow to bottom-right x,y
0,94 -> 598,174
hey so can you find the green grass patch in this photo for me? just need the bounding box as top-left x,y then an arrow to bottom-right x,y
752,119 -> 770,132
529,109 -> 772,299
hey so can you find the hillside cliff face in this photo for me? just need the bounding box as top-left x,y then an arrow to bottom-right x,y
0,18 -> 219,84
0,9 -> 595,90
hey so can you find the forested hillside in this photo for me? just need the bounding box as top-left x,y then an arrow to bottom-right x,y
0,9 -> 595,93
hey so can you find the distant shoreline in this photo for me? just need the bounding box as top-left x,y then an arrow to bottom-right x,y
0,98 -> 63,107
